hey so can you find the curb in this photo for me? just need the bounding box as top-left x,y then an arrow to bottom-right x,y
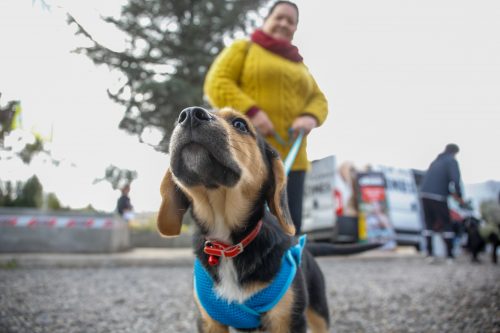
0,248 -> 195,269
0,246 -> 421,269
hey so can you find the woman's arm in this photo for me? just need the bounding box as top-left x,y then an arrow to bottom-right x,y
204,40 -> 257,114
291,75 -> 328,136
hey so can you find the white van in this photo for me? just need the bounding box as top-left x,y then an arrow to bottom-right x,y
301,156 -> 337,241
302,156 -> 424,248
372,165 -> 424,249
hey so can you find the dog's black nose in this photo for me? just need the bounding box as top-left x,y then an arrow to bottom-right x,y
178,107 -> 214,127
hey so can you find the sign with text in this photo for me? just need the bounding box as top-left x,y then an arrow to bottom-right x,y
302,156 -> 336,233
357,172 -> 395,248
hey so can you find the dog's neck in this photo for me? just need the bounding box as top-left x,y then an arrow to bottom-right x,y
194,202 -> 266,244
189,182 -> 291,294
193,205 -> 290,303
189,186 -> 263,243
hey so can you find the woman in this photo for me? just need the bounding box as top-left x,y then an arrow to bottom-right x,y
204,1 -> 329,234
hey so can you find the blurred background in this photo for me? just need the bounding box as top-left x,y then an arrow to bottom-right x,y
0,0 -> 499,216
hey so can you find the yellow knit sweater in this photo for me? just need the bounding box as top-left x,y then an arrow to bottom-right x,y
204,39 -> 328,171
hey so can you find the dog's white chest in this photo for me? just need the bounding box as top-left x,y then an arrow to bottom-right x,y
209,216 -> 254,303
214,260 -> 252,303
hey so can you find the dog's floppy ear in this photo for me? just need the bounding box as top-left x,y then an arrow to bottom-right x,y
265,144 -> 296,236
157,169 -> 189,237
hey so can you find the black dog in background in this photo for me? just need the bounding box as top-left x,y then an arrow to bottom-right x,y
463,216 -> 499,263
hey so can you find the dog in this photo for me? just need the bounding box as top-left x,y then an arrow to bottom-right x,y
463,216 -> 499,264
157,106 -> 330,332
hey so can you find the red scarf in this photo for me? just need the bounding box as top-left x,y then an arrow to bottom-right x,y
250,29 -> 303,63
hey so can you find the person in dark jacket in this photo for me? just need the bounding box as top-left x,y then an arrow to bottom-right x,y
117,184 -> 134,222
420,143 -> 465,262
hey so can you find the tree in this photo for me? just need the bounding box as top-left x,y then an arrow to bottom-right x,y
94,164 -> 138,191
0,176 -> 44,208
0,94 -> 47,164
17,175 -> 44,208
0,176 -> 66,209
0,181 -> 15,207
69,0 -> 268,152
0,97 -> 17,143
46,192 -> 63,210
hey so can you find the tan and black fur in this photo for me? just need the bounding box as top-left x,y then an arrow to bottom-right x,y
157,106 -> 329,333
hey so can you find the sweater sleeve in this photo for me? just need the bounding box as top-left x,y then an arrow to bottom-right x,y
449,159 -> 463,198
204,40 -> 257,114
301,75 -> 328,126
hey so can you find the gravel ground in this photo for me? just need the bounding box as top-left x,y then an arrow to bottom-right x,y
0,254 -> 499,333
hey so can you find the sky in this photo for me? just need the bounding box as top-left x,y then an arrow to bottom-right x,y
0,0 -> 499,212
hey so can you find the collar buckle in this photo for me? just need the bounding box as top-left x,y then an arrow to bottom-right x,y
203,220 -> 263,265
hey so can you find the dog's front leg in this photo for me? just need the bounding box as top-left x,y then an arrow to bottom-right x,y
491,235 -> 499,263
195,296 -> 229,333
196,316 -> 228,333
263,288 -> 307,333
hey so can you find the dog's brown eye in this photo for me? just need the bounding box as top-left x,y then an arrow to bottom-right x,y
232,119 -> 249,133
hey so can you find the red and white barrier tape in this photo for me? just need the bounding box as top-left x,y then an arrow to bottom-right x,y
0,216 -> 117,228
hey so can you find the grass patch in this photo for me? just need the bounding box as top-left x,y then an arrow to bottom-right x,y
0,259 -> 19,269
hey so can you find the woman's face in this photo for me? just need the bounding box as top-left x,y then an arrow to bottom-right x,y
262,3 -> 298,42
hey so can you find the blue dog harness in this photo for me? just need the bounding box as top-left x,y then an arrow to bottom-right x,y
194,235 -> 307,330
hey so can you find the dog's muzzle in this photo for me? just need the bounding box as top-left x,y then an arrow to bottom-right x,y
169,107 -> 242,188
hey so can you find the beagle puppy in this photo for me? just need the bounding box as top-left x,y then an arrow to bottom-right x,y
157,107 -> 329,333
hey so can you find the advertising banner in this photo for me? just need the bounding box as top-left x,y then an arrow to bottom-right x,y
357,172 -> 396,248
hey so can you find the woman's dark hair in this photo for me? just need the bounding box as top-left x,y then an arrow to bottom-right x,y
265,1 -> 299,23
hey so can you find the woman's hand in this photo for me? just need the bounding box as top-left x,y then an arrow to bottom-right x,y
291,115 -> 318,138
250,110 -> 275,137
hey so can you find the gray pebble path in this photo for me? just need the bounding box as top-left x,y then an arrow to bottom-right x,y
1,255 -> 499,333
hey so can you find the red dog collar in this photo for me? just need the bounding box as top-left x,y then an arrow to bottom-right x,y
204,220 -> 263,266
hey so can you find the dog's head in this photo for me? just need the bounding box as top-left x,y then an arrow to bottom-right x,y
464,216 -> 481,232
157,107 -> 295,237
